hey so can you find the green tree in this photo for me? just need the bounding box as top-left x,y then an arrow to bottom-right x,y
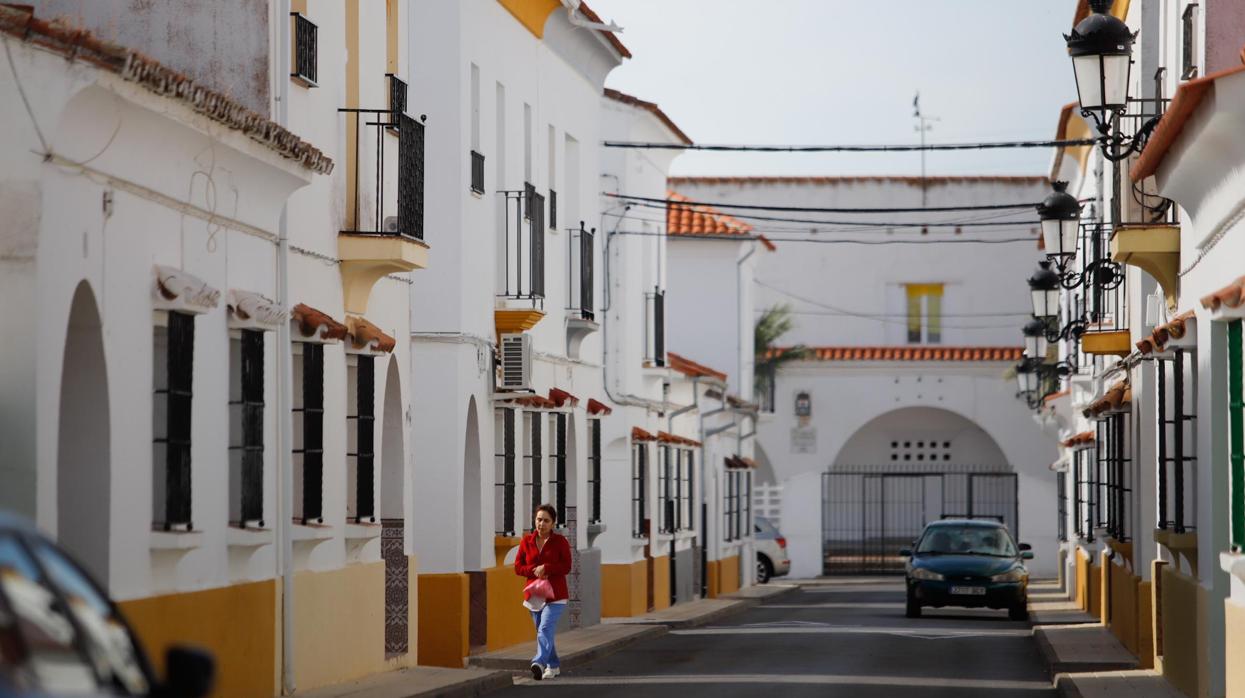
754,304 -> 809,409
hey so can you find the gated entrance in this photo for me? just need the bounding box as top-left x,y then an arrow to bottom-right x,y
821,466 -> 1018,575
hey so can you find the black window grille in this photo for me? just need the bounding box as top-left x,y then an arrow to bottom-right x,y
1097,411 -> 1131,541
470,151 -> 485,194
567,223 -> 595,321
1182,4 -> 1199,80
549,189 -> 557,230
631,443 -> 646,538
388,74 -> 408,128
1057,471 -> 1068,543
588,419 -> 601,524
524,182 -> 536,221
524,412 -> 542,530
681,450 -> 694,532
495,409 -> 516,535
551,414 -> 567,526
1231,321 -> 1244,550
291,13 -> 318,86
349,357 -> 376,523
294,343 -> 325,524
499,189 -> 546,304
531,192 -> 545,298
646,288 -> 666,366
398,113 -> 425,241
743,470 -> 752,537
660,446 -> 673,534
1158,349 -> 1198,533
154,312 -> 195,530
229,330 -> 265,527
724,469 -> 738,542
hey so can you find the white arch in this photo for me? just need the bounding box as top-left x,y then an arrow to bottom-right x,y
832,406 -> 1011,471
462,396 -> 482,570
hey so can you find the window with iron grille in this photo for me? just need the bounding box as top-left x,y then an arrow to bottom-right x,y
588,419 -> 601,524
659,446 -> 673,534
1056,471 -> 1068,543
549,189 -> 557,230
1096,411 -> 1131,542
523,412 -> 542,531
292,343 -> 325,524
530,192 -> 545,298
398,114 -> 425,240
470,151 -> 485,194
645,288 -> 666,367
1182,4 -> 1200,80
1157,349 -> 1197,533
550,413 -> 567,527
524,182 -> 536,221
1229,321 -> 1244,551
724,468 -> 738,542
229,330 -> 265,528
1072,448 -> 1095,540
631,443 -> 647,538
291,13 -> 318,86
743,471 -> 752,537
679,450 -> 693,531
387,74 -> 407,128
495,408 -> 516,536
347,356 -> 376,523
153,312 -> 195,531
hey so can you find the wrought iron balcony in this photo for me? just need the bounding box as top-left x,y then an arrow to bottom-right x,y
644,287 -> 666,367
567,223 -> 594,322
387,74 -> 407,129
339,106 -> 424,240
498,186 -> 545,306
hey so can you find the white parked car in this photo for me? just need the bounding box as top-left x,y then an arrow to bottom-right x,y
754,516 -> 791,584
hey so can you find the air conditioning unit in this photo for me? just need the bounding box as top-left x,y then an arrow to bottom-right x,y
499,333 -> 532,391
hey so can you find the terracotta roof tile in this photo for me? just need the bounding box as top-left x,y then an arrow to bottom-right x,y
1084,381 -> 1131,418
603,88 -> 690,145
292,303 -> 348,342
548,388 -> 579,408
347,316 -> 396,353
506,395 -> 557,409
1136,309 -> 1196,354
1133,64 -> 1245,181
668,176 -> 1048,187
577,1 -> 631,59
757,234 -> 777,252
725,455 -> 757,469
1062,430 -> 1096,448
0,6 -> 333,174
586,398 -> 613,416
1200,275 -> 1245,312
770,346 -> 1025,362
1044,389 -> 1070,404
667,351 -> 728,383
656,431 -> 701,448
665,191 -> 753,237
632,427 -> 657,442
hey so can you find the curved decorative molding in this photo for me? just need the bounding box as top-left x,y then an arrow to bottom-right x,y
153,265 -> 220,315
291,303 -> 347,344
346,315 -> 396,355
227,289 -> 286,331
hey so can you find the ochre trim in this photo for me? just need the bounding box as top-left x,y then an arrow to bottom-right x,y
1081,330 -> 1132,356
416,573 -> 470,668
494,308 -> 545,336
601,560 -> 647,616
339,234 -> 429,315
496,0 -> 560,38
1111,224 -> 1180,311
483,564 -> 535,650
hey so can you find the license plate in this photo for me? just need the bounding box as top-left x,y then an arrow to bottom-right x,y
950,586 -> 986,596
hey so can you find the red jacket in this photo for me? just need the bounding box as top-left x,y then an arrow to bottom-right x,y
514,532 -> 572,602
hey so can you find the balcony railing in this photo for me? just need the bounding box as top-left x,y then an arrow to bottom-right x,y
1116,74 -> 1174,226
1073,223 -> 1127,334
644,287 -> 666,367
291,13 -> 318,86
498,188 -> 545,304
470,150 -> 485,194
566,223 -> 594,321
340,105 -> 424,240
387,74 -> 407,129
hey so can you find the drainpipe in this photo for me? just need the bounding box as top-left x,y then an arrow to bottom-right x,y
736,241 -> 757,399
275,2 -> 296,693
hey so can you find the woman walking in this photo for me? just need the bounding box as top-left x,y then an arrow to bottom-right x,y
514,503 -> 572,680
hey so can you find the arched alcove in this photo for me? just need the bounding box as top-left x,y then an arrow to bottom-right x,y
832,406 -> 1010,470
462,397 -> 482,570
57,281 -> 111,584
380,355 -> 408,656
381,356 -> 405,519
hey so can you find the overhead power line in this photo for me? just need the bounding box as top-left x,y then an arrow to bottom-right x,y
605,192 -> 1046,214
602,138 -> 1097,152
620,199 -> 1040,229
611,230 -> 1036,245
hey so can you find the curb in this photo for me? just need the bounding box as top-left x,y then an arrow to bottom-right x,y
467,625 -> 667,673
1032,625 -> 1139,676
412,671 -> 515,698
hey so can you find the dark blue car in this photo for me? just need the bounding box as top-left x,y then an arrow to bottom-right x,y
900,519 -> 1034,621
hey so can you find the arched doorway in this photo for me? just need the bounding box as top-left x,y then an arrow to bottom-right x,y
462,397 -> 481,570
57,282 -> 111,584
824,407 -> 1015,575
380,356 -> 408,656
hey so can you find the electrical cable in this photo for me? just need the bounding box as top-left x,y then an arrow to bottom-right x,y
610,229 -> 1037,245
753,279 -> 1028,330
605,191 -> 1051,214
602,138 -> 1098,152
619,199 -> 1041,229
603,209 -> 1044,236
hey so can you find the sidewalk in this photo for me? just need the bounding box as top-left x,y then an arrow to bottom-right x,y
294,666 -> 512,698
467,622 -> 665,672
600,583 -> 799,629
1028,587 -> 1183,697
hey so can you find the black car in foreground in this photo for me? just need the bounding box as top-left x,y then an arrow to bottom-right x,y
900,519 -> 1034,621
0,512 -> 213,696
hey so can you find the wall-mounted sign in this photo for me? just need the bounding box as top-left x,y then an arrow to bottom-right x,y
795,391 -> 812,417
791,426 -> 817,454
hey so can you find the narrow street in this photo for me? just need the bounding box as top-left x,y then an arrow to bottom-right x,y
497,580 -> 1055,697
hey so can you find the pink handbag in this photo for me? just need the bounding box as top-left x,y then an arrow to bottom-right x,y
524,578 -> 554,602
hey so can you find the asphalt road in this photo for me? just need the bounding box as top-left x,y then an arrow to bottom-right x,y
495,579 -> 1055,697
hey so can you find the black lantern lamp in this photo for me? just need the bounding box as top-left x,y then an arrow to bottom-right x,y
1015,357 -> 1074,409
1065,0 -> 1135,131
1015,359 -> 1039,396
1038,182 -> 1083,264
1023,318 -> 1050,361
1028,261 -> 1061,320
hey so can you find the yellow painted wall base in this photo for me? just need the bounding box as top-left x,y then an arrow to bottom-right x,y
1076,548 -> 1090,611
1098,550 -> 1110,625
719,555 -> 741,595
484,565 -> 536,651
418,573 -> 470,668
293,561 -> 390,690
1107,560 -> 1139,655
651,555 -> 671,611
1226,598 -> 1245,697
120,579 -> 276,698
1137,580 -> 1154,669
1159,566 -> 1202,698
601,559 -> 647,617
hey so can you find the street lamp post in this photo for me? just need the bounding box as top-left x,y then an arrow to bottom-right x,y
1028,261 -> 1086,343
1037,182 -> 1083,264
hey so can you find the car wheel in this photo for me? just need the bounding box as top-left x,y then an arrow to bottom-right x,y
1008,603 -> 1029,621
756,555 -> 773,584
905,591 -> 921,618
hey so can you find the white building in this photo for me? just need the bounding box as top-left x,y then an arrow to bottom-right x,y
0,2 -> 423,693
667,176 -> 1061,579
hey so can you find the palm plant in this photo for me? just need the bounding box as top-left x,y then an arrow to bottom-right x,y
754,304 -> 809,410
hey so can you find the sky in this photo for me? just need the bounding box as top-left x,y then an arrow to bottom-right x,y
588,0 -> 1079,178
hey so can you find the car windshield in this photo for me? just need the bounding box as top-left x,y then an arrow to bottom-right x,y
916,525 -> 1016,557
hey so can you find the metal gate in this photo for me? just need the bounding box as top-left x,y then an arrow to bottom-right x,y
822,466 -> 1018,575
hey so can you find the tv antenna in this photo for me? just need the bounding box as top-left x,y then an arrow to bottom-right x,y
913,91 -> 939,207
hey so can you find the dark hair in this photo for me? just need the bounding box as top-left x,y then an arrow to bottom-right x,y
534,504 -> 558,524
